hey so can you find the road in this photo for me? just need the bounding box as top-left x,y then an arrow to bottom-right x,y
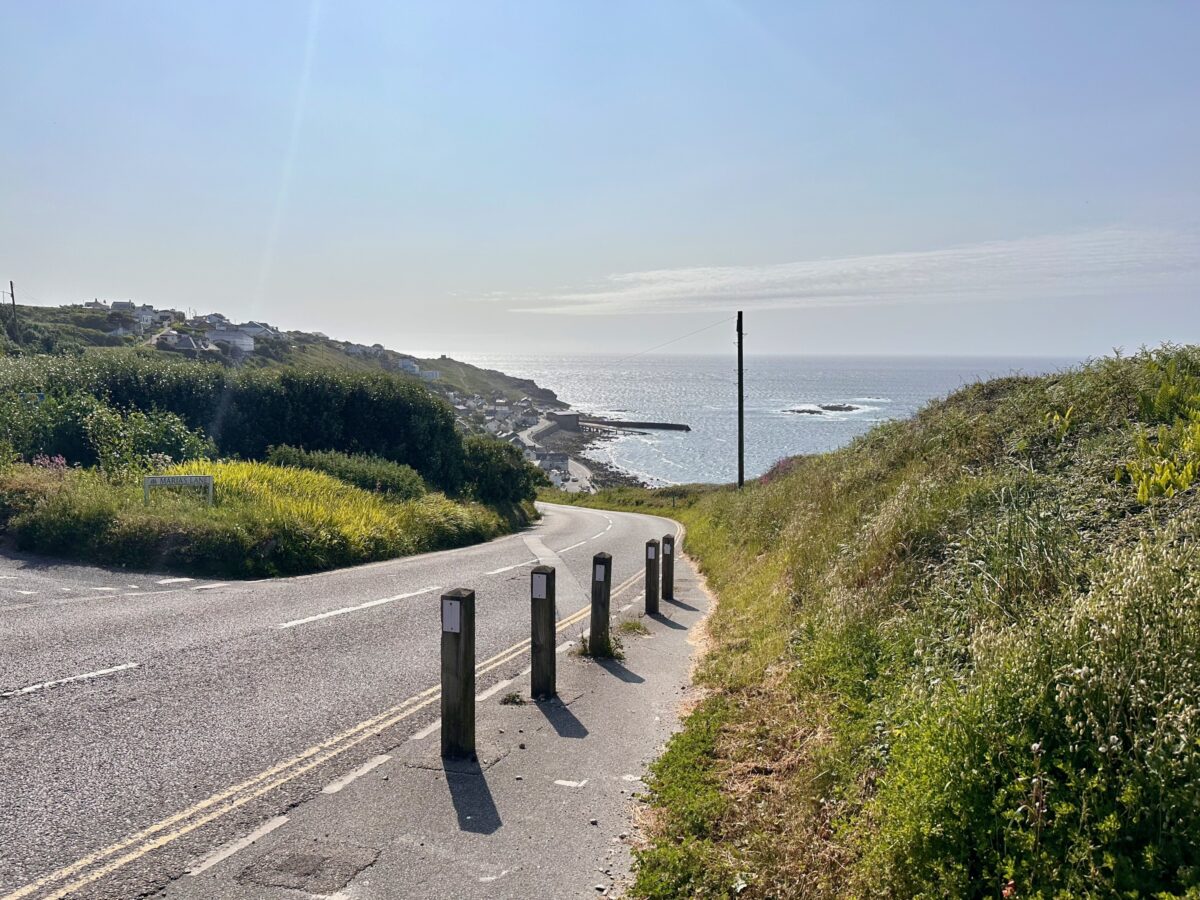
0,502 -> 677,900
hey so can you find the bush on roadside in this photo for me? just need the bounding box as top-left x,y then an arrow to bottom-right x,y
461,435 -> 546,504
266,444 -> 426,500
0,352 -> 466,490
6,460 -> 507,577
0,392 -> 213,472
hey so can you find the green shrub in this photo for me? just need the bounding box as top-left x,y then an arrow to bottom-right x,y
461,435 -> 544,504
0,351 -> 465,489
0,392 -> 212,471
266,445 -> 426,500
7,460 -> 513,577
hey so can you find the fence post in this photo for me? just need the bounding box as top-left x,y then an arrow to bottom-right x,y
440,588 -> 476,758
662,533 -> 675,601
589,552 -> 612,656
531,565 -> 556,699
645,539 -> 660,615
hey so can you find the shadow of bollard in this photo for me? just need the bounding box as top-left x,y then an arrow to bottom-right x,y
444,757 -> 502,835
535,697 -> 588,739
648,612 -> 687,631
595,658 -> 645,684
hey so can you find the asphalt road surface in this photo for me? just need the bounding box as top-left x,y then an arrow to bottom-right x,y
0,502 -> 678,899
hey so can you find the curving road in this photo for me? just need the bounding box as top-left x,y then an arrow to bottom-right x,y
0,502 -> 679,900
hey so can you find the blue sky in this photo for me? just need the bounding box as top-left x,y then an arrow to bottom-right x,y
1,1 -> 1197,356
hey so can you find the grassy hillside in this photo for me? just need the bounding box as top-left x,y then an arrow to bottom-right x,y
0,302 -> 561,407
559,346 -> 1200,898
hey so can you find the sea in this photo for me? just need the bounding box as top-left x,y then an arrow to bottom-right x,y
453,354 -> 1081,486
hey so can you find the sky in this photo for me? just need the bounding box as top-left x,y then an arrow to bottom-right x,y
1,1 -> 1197,358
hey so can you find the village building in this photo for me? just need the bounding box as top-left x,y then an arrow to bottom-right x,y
205,327 -> 255,353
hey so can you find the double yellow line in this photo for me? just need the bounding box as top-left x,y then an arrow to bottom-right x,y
5,570 -> 644,900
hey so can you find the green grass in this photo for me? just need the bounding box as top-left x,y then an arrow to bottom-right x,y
579,346 -> 1200,899
1,459 -> 520,577
265,444 -> 426,500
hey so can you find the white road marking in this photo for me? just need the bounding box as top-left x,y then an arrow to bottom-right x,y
0,575 -> 16,579
2,662 -> 139,699
484,559 -> 536,576
187,816 -> 289,876
15,590 -> 36,596
554,779 -> 588,788
277,586 -> 441,629
127,584 -> 141,589
475,677 -> 515,702
321,755 -> 391,795
58,587 -> 73,592
409,718 -> 440,741
556,641 -> 574,654
156,577 -> 194,585
192,582 -> 230,591
559,541 -> 586,553
91,587 -> 118,592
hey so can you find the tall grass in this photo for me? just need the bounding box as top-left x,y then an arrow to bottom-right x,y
574,346 -> 1200,899
4,460 -> 508,577
265,444 -> 426,499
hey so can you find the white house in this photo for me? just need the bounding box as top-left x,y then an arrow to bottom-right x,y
205,327 -> 255,352
237,321 -> 280,338
399,359 -> 420,374
134,305 -> 157,328
420,370 -> 441,381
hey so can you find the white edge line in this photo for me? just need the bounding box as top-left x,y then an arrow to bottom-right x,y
554,779 -> 588,788
559,541 -> 586,553
321,754 -> 392,795
484,559 -> 537,576
156,577 -> 194,585
410,718 -> 441,741
475,677 -> 514,703
187,815 -> 289,876
2,662 -> 140,699
192,583 -> 231,591
277,586 -> 441,629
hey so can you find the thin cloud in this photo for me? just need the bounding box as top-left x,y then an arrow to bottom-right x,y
510,228 -> 1200,315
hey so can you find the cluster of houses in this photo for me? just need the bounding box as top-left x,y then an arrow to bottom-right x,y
78,301 -> 281,355
442,395 -> 587,490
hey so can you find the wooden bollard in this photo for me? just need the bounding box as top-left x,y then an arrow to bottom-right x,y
662,533 -> 675,601
531,565 -> 556,699
440,588 -> 475,758
589,552 -> 612,656
645,539 -> 660,615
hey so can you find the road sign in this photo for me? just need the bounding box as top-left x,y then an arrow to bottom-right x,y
143,474 -> 214,505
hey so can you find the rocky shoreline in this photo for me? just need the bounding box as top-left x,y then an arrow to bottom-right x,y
536,425 -> 648,489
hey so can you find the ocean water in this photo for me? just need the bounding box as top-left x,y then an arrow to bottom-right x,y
455,354 -> 1080,486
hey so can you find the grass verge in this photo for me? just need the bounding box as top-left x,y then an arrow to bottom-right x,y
0,459 -> 529,577
576,346 -> 1200,898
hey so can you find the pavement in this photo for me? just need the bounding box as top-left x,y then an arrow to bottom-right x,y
0,502 -> 706,899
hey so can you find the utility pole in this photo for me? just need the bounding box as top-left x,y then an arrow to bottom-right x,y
737,310 -> 744,489
7,281 -> 16,332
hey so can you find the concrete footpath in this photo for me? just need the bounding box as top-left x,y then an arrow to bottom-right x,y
160,544 -> 709,899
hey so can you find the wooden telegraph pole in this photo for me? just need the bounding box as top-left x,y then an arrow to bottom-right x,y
737,310 -> 744,489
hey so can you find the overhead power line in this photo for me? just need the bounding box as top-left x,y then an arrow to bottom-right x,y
612,315 -> 736,364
